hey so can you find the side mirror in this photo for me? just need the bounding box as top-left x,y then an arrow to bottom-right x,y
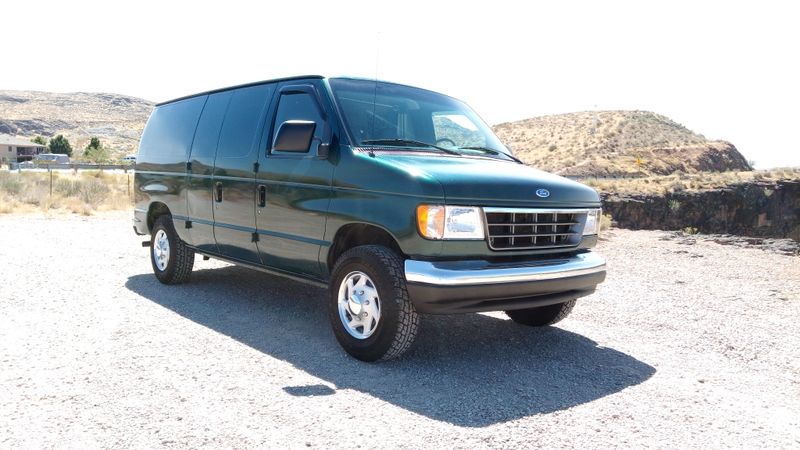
273,120 -> 316,153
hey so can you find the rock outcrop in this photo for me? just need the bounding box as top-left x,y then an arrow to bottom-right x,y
602,180 -> 800,241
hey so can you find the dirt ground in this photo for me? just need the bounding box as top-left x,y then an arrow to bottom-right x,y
1,212 -> 798,449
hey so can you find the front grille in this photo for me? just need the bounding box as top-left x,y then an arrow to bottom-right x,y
484,208 -> 587,250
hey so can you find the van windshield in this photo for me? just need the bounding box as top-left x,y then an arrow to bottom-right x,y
329,78 -> 511,158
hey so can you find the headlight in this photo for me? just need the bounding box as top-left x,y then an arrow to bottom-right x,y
583,209 -> 601,236
417,205 -> 485,240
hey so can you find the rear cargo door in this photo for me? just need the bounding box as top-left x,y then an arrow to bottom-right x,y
211,84 -> 275,264
186,91 -> 232,253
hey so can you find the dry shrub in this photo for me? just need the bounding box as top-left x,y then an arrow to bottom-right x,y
18,183 -> 49,206
667,180 -> 686,193
39,196 -> 60,211
0,173 -> 23,195
84,170 -> 116,183
0,197 -> 15,214
102,190 -> 134,211
78,179 -> 110,205
59,197 -> 91,215
54,178 -> 80,197
600,213 -> 613,231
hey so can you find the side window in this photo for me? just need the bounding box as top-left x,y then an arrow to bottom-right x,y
138,96 -> 206,165
189,91 -> 232,168
216,84 -> 272,160
272,92 -> 323,154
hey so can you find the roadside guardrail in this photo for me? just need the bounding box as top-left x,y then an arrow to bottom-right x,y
8,162 -> 134,172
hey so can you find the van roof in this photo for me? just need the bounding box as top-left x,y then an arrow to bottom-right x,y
156,75 -> 466,109
156,75 -> 325,107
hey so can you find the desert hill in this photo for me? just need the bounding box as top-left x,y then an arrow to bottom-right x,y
492,110 -> 751,176
0,91 -> 751,176
0,90 -> 153,155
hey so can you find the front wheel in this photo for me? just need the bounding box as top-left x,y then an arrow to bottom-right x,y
150,215 -> 195,284
505,299 -> 577,327
328,245 -> 419,362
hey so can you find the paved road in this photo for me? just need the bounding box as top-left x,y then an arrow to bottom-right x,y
1,212 -> 798,448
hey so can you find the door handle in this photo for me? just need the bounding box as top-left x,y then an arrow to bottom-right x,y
215,182 -> 223,202
258,185 -> 267,207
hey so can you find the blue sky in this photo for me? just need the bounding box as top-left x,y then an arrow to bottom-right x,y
3,0 -> 798,168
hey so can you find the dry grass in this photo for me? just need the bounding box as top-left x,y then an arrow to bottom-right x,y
0,170 -> 133,215
600,213 -> 613,231
581,168 -> 800,196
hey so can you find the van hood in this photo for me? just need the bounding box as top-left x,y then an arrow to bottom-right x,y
376,153 -> 600,207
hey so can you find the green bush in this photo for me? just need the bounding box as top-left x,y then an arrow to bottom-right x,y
83,137 -> 112,163
49,134 -> 73,157
83,146 -> 111,163
31,136 -> 48,146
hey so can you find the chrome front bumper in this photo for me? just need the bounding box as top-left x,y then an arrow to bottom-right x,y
403,252 -> 606,314
405,252 -> 606,286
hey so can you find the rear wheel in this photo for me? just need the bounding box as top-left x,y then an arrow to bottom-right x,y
150,215 -> 194,284
328,245 -> 419,362
505,299 -> 577,326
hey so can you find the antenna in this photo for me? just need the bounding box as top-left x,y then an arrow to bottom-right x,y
369,31 -> 381,153
374,31 -> 381,82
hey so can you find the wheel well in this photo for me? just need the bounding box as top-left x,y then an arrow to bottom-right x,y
328,223 -> 404,269
147,202 -> 171,232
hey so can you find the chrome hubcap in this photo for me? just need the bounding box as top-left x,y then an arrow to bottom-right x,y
337,271 -> 381,339
153,229 -> 170,271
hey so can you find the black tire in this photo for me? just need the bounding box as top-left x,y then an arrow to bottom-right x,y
150,215 -> 194,284
505,299 -> 577,327
328,245 -> 420,362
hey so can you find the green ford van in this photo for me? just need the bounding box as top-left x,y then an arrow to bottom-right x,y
133,76 -> 606,361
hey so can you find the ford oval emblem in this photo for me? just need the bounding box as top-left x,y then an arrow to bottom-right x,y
536,188 -> 550,198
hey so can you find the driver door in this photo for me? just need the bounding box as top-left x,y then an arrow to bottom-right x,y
255,81 -> 335,277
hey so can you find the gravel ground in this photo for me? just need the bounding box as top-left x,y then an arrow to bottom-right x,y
1,212 -> 798,449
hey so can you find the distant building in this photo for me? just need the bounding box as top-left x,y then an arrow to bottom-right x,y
0,134 -> 47,163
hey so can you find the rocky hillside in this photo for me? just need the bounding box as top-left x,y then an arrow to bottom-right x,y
0,90 -> 153,154
0,91 -> 752,177
602,179 -> 800,243
493,110 -> 751,176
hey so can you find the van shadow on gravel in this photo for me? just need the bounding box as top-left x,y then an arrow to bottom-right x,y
126,266 -> 654,428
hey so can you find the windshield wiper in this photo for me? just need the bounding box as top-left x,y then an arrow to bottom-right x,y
361,139 -> 460,155
457,146 -> 524,164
